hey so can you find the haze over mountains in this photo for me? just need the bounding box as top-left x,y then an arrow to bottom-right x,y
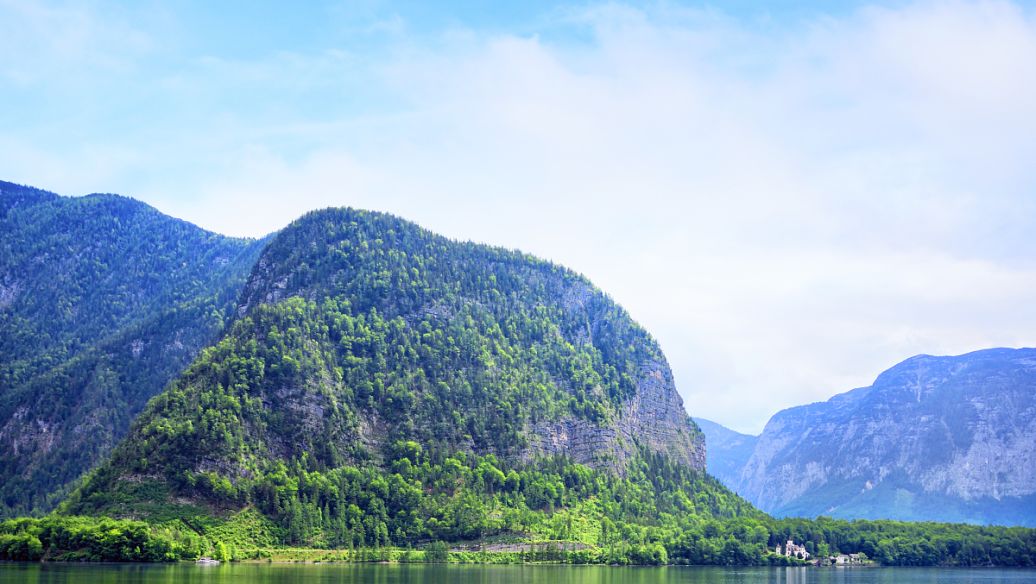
692,418 -> 756,492
699,348 -> 1036,527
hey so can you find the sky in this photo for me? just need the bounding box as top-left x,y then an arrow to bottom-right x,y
3,0 -> 1036,434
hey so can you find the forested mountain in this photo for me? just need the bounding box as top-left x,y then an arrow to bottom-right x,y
693,418 -> 756,490
62,207 -> 761,552
704,349 -> 1036,526
0,180 -> 265,515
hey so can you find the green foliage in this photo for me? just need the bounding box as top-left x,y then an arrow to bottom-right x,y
71,444 -> 759,559
0,516 -> 180,562
213,540 -> 231,562
425,541 -> 449,562
0,533 -> 43,561
6,508 -> 1035,566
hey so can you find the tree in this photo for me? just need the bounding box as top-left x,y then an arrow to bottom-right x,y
214,540 -> 230,562
425,541 -> 449,563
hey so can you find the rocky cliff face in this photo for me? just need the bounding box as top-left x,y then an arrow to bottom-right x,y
733,348 -> 1036,526
528,359 -> 704,472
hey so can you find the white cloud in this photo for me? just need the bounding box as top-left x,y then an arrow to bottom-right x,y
4,1 -> 1036,433
0,0 -> 154,85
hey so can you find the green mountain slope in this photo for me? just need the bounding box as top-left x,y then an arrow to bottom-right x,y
65,207 -> 754,549
0,180 -> 265,515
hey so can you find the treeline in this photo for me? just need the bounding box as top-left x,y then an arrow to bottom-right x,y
769,517 -> 1036,567
3,512 -> 1034,566
62,445 -> 1036,566
71,444 -> 756,552
0,516 -> 178,562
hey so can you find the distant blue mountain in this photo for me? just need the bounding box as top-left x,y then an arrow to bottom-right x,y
693,417 -> 757,491
700,348 -> 1036,526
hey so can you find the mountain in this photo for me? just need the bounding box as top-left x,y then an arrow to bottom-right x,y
729,348 -> 1036,526
4,186 -> 1034,566
0,180 -> 265,515
693,417 -> 757,490
63,207 -> 752,548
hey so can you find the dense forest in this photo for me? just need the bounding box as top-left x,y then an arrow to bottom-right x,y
2,186 -> 1035,567
0,181 -> 265,515
10,447 -> 1036,566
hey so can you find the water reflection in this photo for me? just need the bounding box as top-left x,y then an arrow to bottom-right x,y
1,564 -> 1034,584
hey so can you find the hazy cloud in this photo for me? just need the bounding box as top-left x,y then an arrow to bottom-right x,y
3,1 -> 1035,432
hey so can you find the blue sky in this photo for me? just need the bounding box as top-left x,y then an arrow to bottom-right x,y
3,0 -> 1036,433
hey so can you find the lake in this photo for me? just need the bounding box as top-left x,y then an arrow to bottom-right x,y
2,564 -> 1036,584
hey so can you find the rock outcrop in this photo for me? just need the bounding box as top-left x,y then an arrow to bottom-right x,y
528,360 -> 704,472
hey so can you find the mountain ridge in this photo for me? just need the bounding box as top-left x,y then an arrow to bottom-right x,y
77,205 -> 704,475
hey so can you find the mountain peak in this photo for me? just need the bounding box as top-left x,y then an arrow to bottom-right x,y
67,205 -> 706,528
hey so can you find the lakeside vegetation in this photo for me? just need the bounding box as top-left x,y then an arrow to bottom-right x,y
2,511 -> 1034,566
9,448 -> 1036,568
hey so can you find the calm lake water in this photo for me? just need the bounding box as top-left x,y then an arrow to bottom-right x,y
1,564 -> 1036,584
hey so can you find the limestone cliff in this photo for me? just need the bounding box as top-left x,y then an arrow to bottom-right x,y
528,359 -> 704,472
